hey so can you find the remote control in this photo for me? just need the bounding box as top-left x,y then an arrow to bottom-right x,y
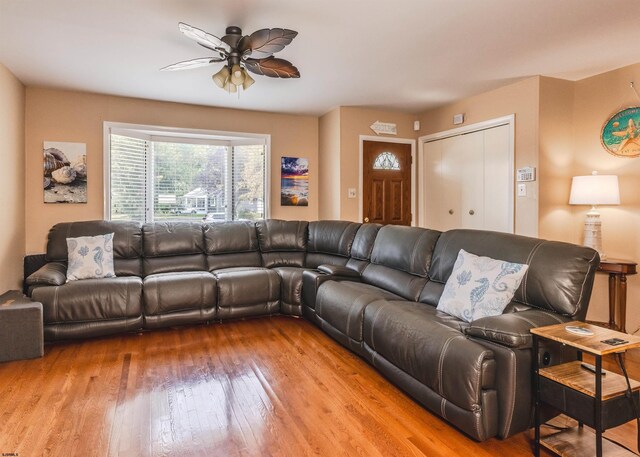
601,338 -> 628,346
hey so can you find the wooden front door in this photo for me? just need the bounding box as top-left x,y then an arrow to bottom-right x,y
363,141 -> 412,225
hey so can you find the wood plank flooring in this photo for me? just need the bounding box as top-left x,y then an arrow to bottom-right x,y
0,316 -> 637,456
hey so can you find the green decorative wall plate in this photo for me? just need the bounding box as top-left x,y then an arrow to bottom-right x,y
601,107 -> 640,158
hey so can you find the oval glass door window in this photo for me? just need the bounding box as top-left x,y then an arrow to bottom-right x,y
372,152 -> 400,170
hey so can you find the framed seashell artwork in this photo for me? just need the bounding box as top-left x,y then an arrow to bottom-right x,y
43,141 -> 87,203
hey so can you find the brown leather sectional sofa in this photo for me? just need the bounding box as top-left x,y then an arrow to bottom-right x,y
24,219 -> 599,441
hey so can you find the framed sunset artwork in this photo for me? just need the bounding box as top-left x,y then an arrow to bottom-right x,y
281,157 -> 308,206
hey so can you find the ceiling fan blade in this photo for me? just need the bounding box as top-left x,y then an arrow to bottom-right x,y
178,22 -> 230,53
239,28 -> 298,59
244,57 -> 300,78
160,57 -> 224,71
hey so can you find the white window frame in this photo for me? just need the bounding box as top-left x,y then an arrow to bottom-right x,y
103,121 -> 271,222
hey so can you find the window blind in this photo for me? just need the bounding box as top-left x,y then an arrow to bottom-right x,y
108,129 -> 266,223
109,134 -> 148,223
232,144 -> 266,220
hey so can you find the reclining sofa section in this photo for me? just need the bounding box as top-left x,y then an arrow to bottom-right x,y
25,219 -> 599,442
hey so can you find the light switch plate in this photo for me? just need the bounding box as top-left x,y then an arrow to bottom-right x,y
517,183 -> 527,197
348,188 -> 357,199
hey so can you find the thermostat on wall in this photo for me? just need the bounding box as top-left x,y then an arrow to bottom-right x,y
516,167 -> 536,182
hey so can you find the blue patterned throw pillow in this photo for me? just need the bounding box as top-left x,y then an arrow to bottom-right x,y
436,249 -> 529,323
66,233 -> 116,282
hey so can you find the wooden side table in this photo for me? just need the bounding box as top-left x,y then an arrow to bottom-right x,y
531,322 -> 640,457
598,259 -> 637,333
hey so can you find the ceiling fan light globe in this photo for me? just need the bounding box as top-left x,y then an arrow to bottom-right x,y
223,80 -> 238,94
212,66 -> 230,88
230,64 -> 245,85
242,72 -> 255,90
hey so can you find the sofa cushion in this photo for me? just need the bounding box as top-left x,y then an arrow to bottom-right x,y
347,223 -> 382,273
204,221 -> 262,270
349,223 -> 382,261
369,225 -> 441,276
316,280 -> 402,342
142,222 -> 204,256
214,267 -> 281,319
306,221 -> 360,268
142,222 -> 206,275
361,226 -> 440,301
142,271 -> 216,319
428,229 -> 600,318
31,277 -> 142,324
273,267 -> 306,315
256,220 -> 308,268
363,299 -> 495,412
436,249 -> 528,323
46,220 -> 142,276
66,233 -> 116,281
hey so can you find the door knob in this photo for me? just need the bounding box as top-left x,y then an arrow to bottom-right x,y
364,217 -> 370,223
469,210 -> 475,215
448,209 -> 454,215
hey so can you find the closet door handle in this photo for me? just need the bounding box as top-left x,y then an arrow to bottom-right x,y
448,209 -> 454,215
469,210 -> 475,215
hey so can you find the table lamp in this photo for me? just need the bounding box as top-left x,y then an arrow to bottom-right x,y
569,171 -> 620,259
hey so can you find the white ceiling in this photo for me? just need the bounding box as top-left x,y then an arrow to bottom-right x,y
1,0 -> 640,116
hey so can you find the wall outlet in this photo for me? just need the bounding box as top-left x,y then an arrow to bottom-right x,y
517,183 -> 527,197
348,188 -> 357,199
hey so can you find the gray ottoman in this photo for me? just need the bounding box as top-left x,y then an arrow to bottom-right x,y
0,290 -> 44,362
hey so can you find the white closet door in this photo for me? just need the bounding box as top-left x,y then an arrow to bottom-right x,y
421,122 -> 513,233
424,136 -> 460,231
457,131 -> 484,230
483,124 -> 512,233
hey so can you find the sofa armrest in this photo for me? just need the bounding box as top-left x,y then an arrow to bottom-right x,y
464,309 -> 570,349
25,262 -> 67,287
317,264 -> 360,278
302,266 -> 362,310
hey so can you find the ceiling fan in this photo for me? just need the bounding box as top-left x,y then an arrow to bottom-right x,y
161,22 -> 300,93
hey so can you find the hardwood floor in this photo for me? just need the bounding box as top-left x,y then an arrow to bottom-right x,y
0,316 -> 637,456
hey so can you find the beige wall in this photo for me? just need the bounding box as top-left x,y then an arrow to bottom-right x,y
0,64 -> 26,290
25,88 -> 318,253
418,77 -> 540,236
568,63 -> 640,332
338,107 -> 417,222
318,108 -> 341,219
538,77 -> 577,243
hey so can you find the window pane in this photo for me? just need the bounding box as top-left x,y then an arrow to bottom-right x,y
153,142 -> 229,223
233,144 -> 265,220
108,129 -> 267,223
110,134 -> 147,223
373,151 -> 400,170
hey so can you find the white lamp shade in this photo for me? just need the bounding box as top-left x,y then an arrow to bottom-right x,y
569,172 -> 620,206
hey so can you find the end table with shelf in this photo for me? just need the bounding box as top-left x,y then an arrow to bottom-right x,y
531,322 -> 640,457
596,259 -> 637,333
